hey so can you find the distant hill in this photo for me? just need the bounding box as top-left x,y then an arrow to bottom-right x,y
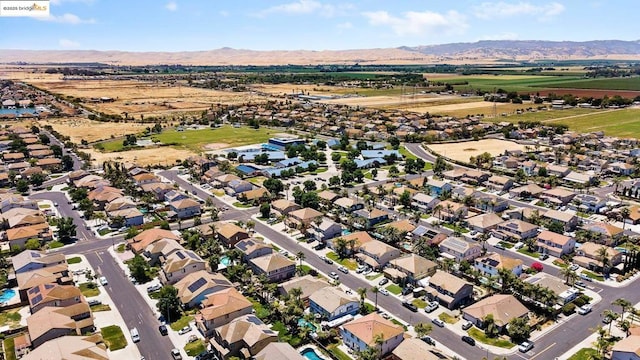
1,40 -> 640,66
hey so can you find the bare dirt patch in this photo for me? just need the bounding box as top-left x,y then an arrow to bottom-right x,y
85,147 -> 194,167
203,143 -> 230,150
427,139 -> 530,163
38,117 -> 147,143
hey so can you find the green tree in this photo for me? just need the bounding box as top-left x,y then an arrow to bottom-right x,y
259,203 -> 271,219
56,217 -> 77,242
16,179 -> 29,193
29,173 -> 46,187
483,314 -> 500,338
263,178 -> 284,195
127,254 -> 151,283
507,317 -> 531,343
156,285 -> 181,323
62,155 -> 74,171
371,286 -> 379,310
388,137 -> 400,149
25,238 -> 41,250
613,298 -> 632,322
415,322 -> 433,338
399,190 -> 411,208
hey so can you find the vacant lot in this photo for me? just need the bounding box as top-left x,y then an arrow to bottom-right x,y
483,107 -> 603,123
39,117 -> 147,143
151,126 -> 278,152
86,146 -> 195,167
322,93 -> 460,108
428,139 -> 529,163
545,107 -> 640,138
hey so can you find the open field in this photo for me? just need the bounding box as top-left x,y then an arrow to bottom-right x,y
86,146 -> 195,167
31,79 -> 258,117
483,107 -> 603,123
150,126 -> 278,152
427,139 -> 529,163
322,94 -> 460,108
534,77 -> 640,91
544,107 -> 640,138
39,117 -> 148,143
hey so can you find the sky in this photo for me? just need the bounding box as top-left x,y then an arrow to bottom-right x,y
0,0 -> 638,51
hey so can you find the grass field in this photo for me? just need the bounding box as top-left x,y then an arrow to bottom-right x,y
151,126 -> 277,152
170,315 -> 194,331
79,282 -> 100,297
567,348 -> 599,360
435,75 -> 584,93
543,108 -> 640,138
3,337 -> 15,360
101,325 -> 127,351
0,310 -> 22,328
538,77 -> 640,91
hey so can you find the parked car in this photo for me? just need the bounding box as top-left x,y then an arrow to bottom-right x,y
469,230 -> 478,236
424,301 -> 439,313
603,316 -> 613,324
320,255 -> 333,265
462,321 -> 473,330
575,280 -> 587,288
379,289 -> 390,296
378,278 -> 389,286
380,312 -> 390,319
329,272 -> 339,280
401,286 -> 414,296
461,335 -> 476,346
171,348 -> 183,360
130,328 -> 140,343
158,325 -> 168,336
421,336 -> 436,346
99,277 -> 108,286
313,243 -> 326,250
338,266 -> 349,274
514,242 -> 524,250
580,273 -> 594,282
519,341 -> 534,353
569,264 -> 579,271
578,305 -> 592,315
432,318 -> 445,328
178,325 -> 192,335
495,243 -> 506,250
356,265 -> 367,274
188,335 -> 198,343
402,301 -> 418,312
147,284 -> 162,293
88,299 -> 102,307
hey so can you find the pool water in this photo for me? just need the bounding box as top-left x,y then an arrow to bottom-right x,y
341,229 -> 351,236
297,318 -> 317,332
301,348 -> 323,360
0,289 -> 16,303
219,256 -> 231,266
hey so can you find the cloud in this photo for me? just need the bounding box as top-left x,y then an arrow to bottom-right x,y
473,1 -> 565,20
59,38 -> 80,48
256,0 -> 353,17
165,1 -> 177,11
219,10 -> 229,17
336,22 -> 352,30
39,13 -> 96,24
362,10 -> 467,37
478,32 -> 519,41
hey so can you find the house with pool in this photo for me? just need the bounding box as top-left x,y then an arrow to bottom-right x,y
340,313 -> 404,356
309,287 -> 359,321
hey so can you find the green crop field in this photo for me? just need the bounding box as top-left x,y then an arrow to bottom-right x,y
433,75 -> 583,93
545,108 -> 640,138
537,77 -> 640,91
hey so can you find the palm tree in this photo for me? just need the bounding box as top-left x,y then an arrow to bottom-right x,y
296,251 -> 306,268
414,322 -> 433,339
371,286 -> 379,310
613,298 -> 632,322
289,287 -> 303,303
620,207 -> 631,231
560,267 -> 578,286
433,204 -> 443,221
357,287 -> 368,310
596,246 -> 611,276
602,309 -> 619,334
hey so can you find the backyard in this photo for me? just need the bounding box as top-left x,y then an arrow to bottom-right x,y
101,325 -> 127,351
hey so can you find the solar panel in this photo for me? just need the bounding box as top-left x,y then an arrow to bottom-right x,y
31,252 -> 41,258
187,252 -> 200,260
28,287 -> 40,295
31,294 -> 42,304
187,278 -> 207,293
176,252 -> 185,260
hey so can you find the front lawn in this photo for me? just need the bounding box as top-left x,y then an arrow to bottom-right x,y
101,325 -> 127,351
232,202 -> 254,208
3,337 -> 15,360
517,247 -> 540,258
79,282 -> 100,297
391,319 -> 408,331
498,241 -> 514,249
67,256 -> 82,264
442,223 -> 470,233
553,259 -> 568,268
581,270 -> 605,281
567,348 -> 599,360
326,252 -> 358,270
326,343 -> 351,360
116,243 -> 126,253
48,241 -> 64,249
90,304 -> 112,312
98,228 -> 112,236
439,312 -> 458,324
467,328 -> 514,349
412,299 -> 427,308
184,339 -> 206,356
365,273 -> 383,281
170,315 -> 194,331
386,284 -> 402,295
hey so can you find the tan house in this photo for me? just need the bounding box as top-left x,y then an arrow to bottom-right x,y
11,249 -> 66,274
235,238 -> 273,262
425,270 -> 474,309
494,219 -> 539,240
128,228 -> 180,253
195,288 -> 253,337
6,223 -> 52,249
174,270 -> 233,308
584,222 -> 624,246
16,266 -> 72,302
216,222 -> 250,248
21,336 -> 108,360
27,302 -> 94,348
542,210 -> 579,231
271,199 -> 301,217
277,275 -> 330,305
340,313 -> 404,356
28,283 -> 84,314
537,231 -> 576,258
286,207 -> 323,229
356,239 -> 401,270
435,200 -> 468,222
466,213 -> 503,233
209,314 -> 278,360
462,294 -> 528,331
386,254 -> 437,285
574,242 -> 623,271
390,338 -> 450,360
249,253 -> 296,283
160,249 -> 207,285
255,342 -> 305,360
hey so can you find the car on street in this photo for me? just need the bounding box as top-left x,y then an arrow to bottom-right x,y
519,341 -> 534,353
461,335 -> 476,346
462,321 -> 473,330
329,272 -> 339,280
575,280 -> 587,288
171,348 -> 183,360
578,305 -> 592,315
379,289 -> 390,296
130,328 -> 140,343
469,230 -> 478,236
178,325 -> 192,335
54,202 -> 58,207
539,253 -> 549,260
402,301 -> 418,312
569,264 -> 579,271
99,277 -> 108,286
380,312 -> 390,319
313,243 -> 326,250
421,336 -> 436,346
338,266 -> 349,274
424,301 -> 439,313
320,255 -> 333,264
159,324 -> 168,336
432,318 -> 445,328
378,278 -> 389,286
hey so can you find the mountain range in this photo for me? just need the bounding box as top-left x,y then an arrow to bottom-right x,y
2,40 -> 640,66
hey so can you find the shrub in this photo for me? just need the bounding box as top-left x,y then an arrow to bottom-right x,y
562,303 -> 576,315
574,297 -> 587,307
531,262 -> 544,272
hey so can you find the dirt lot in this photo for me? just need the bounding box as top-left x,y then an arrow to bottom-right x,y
322,94 -> 460,107
31,80 -> 257,117
85,146 -> 194,167
427,139 -> 530,163
38,117 -> 147,143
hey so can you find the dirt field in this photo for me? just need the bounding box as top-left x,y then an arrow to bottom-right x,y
31,79 -> 257,118
38,117 -> 147,143
322,94 -> 461,107
85,147 -> 194,167
427,139 -> 530,163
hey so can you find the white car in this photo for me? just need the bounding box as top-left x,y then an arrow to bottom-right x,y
518,341 -> 534,353
424,301 -> 439,313
329,272 -> 339,280
569,264 -> 579,271
578,305 -> 592,315
379,289 -> 390,296
178,325 -> 192,335
99,277 -> 108,286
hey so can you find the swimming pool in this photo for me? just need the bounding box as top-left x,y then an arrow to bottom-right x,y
219,256 -> 231,266
297,318 -> 317,332
300,348 -> 324,360
341,229 -> 351,236
0,289 -> 16,303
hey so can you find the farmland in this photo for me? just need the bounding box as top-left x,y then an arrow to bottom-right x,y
544,108 -> 640,138
533,77 -> 640,91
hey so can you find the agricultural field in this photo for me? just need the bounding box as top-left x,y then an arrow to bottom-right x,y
544,108 -> 640,138
483,107 -> 604,123
533,77 -> 640,91
38,117 -> 148,143
427,139 -> 530,163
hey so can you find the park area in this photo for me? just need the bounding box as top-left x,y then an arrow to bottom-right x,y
427,139 -> 529,163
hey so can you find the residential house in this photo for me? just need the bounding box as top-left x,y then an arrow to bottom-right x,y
462,294 -> 528,331
255,342 -> 305,360
87,186 -> 124,210
328,231 -> 374,255
238,188 -> 270,204
141,182 -> 174,201
209,314 -> 278,360
486,175 -> 514,192
608,162 -> 635,176
164,190 -> 189,203
107,207 -> 144,227
235,238 -> 273,262
546,164 -> 571,177
214,174 -> 241,188
309,287 -> 359,321
128,228 -> 180,254
340,313 -> 404,356
411,193 -> 439,212
509,184 -> 544,199
525,272 -> 578,304
537,231 -> 576,258
334,197 -> 364,213
5,223 -> 52,249
0,194 -> 38,213
195,288 -> 254,337
425,178 -> 453,196
169,198 -> 201,219
584,222 -> 624,246
271,199 -> 300,217
390,338 -> 450,360
16,265 -> 72,302
216,222 -> 249,248
425,270 -> 474,309
611,334 -> 640,360
174,270 -> 233,308
434,200 -> 468,222
317,190 -> 339,206
308,217 -> 342,242
356,239 -> 402,270
574,242 -> 623,271
132,172 -> 159,186
141,238 -> 182,266
36,158 -> 62,171
542,210 -> 579,231
466,213 -> 503,233
225,179 -> 253,196
104,197 -> 136,213
474,253 -> 523,278
382,219 -> 416,236
160,249 -> 207,285
541,188 -> 576,206
286,208 -> 323,230
249,253 -> 296,283
386,254 -> 437,285
570,194 -> 607,214
278,275 -> 330,305
473,192 -> 509,213
494,219 -> 539,241
21,336 -> 108,360
353,208 -> 390,229
28,283 -> 84,314
11,250 -> 66,274
439,237 -> 482,262
27,302 -> 94,348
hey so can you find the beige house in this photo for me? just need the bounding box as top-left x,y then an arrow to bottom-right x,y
462,294 -> 528,331
271,199 -> 300,217
195,288 -> 253,337
128,228 -> 180,253
386,254 -> 437,285
174,270 -> 233,308
390,338 -> 450,360
209,314 -> 278,360
340,313 -> 404,356
466,213 -> 503,233
439,237 -> 482,262
160,249 -> 207,285
537,231 -> 576,258
495,219 -> 539,240
249,253 -> 296,282
21,336 -> 108,360
216,222 -> 249,248
574,242 -> 623,271
27,302 -> 94,348
255,342 -> 305,360
286,207 -> 323,229
425,270 -> 474,309
611,334 -> 640,360
356,239 -> 401,270
28,283 -> 84,314
278,275 -> 330,305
